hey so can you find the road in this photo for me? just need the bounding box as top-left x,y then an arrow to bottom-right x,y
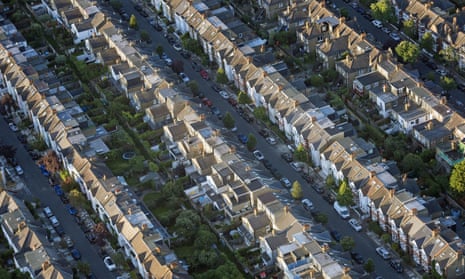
105,1 -> 414,277
0,118 -> 113,278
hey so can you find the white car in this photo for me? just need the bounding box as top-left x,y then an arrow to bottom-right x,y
436,68 -> 448,76
8,122 -> 19,132
179,72 -> 190,83
266,137 -> 277,145
253,150 -> 264,160
302,198 -> 314,211
172,43 -> 182,51
372,20 -> 383,28
290,162 -> 303,172
104,256 -> 117,271
49,216 -> 60,227
15,165 -> 24,175
219,90 -> 229,99
389,32 -> 401,41
164,57 -> 173,66
280,177 -> 292,188
376,247 -> 391,260
348,218 -> 362,232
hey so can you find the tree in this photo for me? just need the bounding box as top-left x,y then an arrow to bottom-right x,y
305,74 -> 324,87
403,19 -> 416,38
187,80 -> 200,97
155,45 -> 164,57
175,210 -> 201,241
0,144 -> 16,160
420,32 -> 434,53
93,222 -> 110,246
222,112 -> 235,129
370,0 -> 395,23
38,150 -> 61,174
216,68 -> 228,84
294,144 -> 309,163
340,236 -> 355,251
400,153 -> 425,175
129,14 -> 137,29
194,227 -> 217,249
364,258 -> 375,273
253,107 -> 267,122
439,47 -> 456,64
69,189 -> 87,207
395,41 -> 419,63
315,213 -> 328,224
246,134 -> 257,151
148,162 -> 159,173
237,91 -> 252,104
440,76 -> 456,92
291,181 -> 303,200
76,261 -> 91,277
450,160 -> 465,194
140,30 -> 150,42
171,60 -> 184,74
337,180 -> 354,206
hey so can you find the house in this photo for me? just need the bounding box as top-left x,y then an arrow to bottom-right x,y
391,100 -> 429,134
70,18 -> 94,44
145,103 -> 172,130
240,211 -> 271,246
258,0 -> 287,20
353,71 -> 386,95
61,8 -> 82,27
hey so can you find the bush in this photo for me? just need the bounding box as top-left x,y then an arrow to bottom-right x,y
368,221 -> 383,236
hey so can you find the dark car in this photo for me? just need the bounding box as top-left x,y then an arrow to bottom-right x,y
237,134 -> 248,144
350,251 -> 365,264
211,84 -> 222,92
86,232 -> 97,243
312,184 -> 325,194
281,152 -> 293,162
60,194 -> 70,204
71,248 -> 81,260
139,10 -> 149,17
270,168 -> 282,179
262,159 -> 272,169
390,260 -> 403,273
259,128 -> 270,138
301,173 -> 313,183
192,61 -> 201,72
201,97 -> 212,107
323,193 -> 335,204
134,4 -> 142,11
228,97 -> 237,107
54,185 -> 64,196
66,205 -> 78,215
153,24 -> 163,31
55,225 -> 65,236
180,50 -> 191,59
210,106 -> 222,119
330,230 -> 342,242
17,134 -> 27,144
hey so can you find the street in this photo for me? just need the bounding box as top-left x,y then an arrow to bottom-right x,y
0,118 -> 113,278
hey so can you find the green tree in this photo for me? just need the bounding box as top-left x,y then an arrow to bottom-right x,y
196,261 -> 244,279
450,160 -> 465,194
129,14 -> 137,29
140,30 -> 150,42
326,175 -> 335,188
403,19 -> 416,38
340,236 -> 355,251
439,47 -> 456,64
175,210 -> 201,241
364,258 -> 375,273
69,189 -> 87,207
216,68 -> 228,84
237,91 -> 252,104
305,74 -> 324,87
148,162 -> 159,173
253,107 -> 267,122
315,213 -> 328,224
222,112 -> 235,129
188,80 -> 200,97
440,76 -> 456,91
401,153 -> 425,175
337,180 -> 354,206
194,227 -> 217,249
291,181 -> 303,200
370,0 -> 395,23
246,134 -> 257,151
77,261 -> 91,276
294,144 -> 309,163
420,32 -> 434,53
155,45 -> 164,57
395,41 -> 420,63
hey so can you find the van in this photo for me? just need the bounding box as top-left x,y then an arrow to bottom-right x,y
333,201 -> 350,219
43,207 -> 53,218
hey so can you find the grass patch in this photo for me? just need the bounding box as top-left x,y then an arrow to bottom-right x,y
106,157 -> 132,175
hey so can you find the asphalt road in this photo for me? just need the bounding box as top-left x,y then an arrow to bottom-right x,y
105,2 -> 414,277
0,118 -> 113,278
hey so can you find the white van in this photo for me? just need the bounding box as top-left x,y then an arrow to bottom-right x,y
333,201 -> 350,219
43,207 -> 53,218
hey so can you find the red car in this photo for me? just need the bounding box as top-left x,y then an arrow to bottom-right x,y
228,97 -> 237,106
202,97 -> 213,107
200,69 -> 209,80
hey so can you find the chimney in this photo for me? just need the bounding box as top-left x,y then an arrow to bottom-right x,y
41,261 -> 51,271
370,171 -> 376,179
451,141 -> 457,150
426,121 -> 433,130
432,227 -> 440,237
247,56 -> 253,64
303,224 -> 310,231
287,5 -> 291,14
350,152 -> 356,161
284,205 -> 290,214
17,221 -> 26,232
383,83 -> 388,92
128,208 -> 132,215
411,208 -> 418,216
340,17 -> 345,24
402,173 -> 408,183
278,84 -> 283,91
325,37 -> 330,46
103,174 -> 106,181
142,223 -> 148,231
254,208 -> 258,216
321,243 -> 329,253
440,96 -> 447,105
404,101 -> 409,112
305,21 -> 310,32
200,113 -> 206,121
389,188 -> 395,198
453,17 -> 457,32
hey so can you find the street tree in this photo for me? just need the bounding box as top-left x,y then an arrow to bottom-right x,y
155,45 -> 164,57
294,144 -> 309,163
337,180 -> 354,206
420,32 -> 434,53
291,181 -> 303,200
110,0 -> 122,10
38,150 -> 61,174
76,261 -> 91,277
188,80 -> 200,97
222,112 -> 235,129
140,30 -> 150,42
0,144 -> 16,160
253,107 -> 267,122
370,0 -> 395,23
440,76 -> 456,92
171,60 -> 184,74
340,236 -> 355,251
364,258 -> 375,273
315,213 -> 328,225
175,210 -> 201,241
439,47 -> 456,64
129,14 -> 137,29
237,91 -> 252,104
69,189 -> 87,207
246,134 -> 257,151
450,160 -> 465,194
403,19 -> 416,38
395,41 -> 420,63
216,68 -> 228,84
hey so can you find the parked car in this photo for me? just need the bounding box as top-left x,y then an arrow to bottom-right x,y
54,185 -> 64,196
290,162 -> 303,172
219,90 -> 229,99
312,183 -> 324,194
63,235 -> 74,248
302,198 -> 314,211
173,43 -> 182,51
86,231 -> 97,243
8,122 -> 18,132
201,98 -> 212,107
49,216 -> 60,227
389,32 -> 401,41
180,50 -> 191,58
179,72 -> 190,83
237,134 -> 248,144
43,206 -> 53,218
280,177 -> 292,188
376,247 -> 391,260
70,248 -> 81,260
17,134 -> 27,144
330,230 -> 342,242
211,84 -> 222,92
104,256 -> 117,271
390,259 -> 403,273
253,150 -> 264,161
133,4 -> 142,11
210,106 -> 222,119
191,61 -> 201,71
66,205 -> 78,215
200,69 -> 209,80
262,159 -> 272,169
60,194 -> 70,204
348,218 -> 362,232
15,165 -> 24,175
372,20 -> 383,28
139,10 -> 149,17
55,225 -> 65,236
301,173 -> 313,183
334,201 -> 350,219
281,153 -> 293,162
323,194 -> 335,204
258,128 -> 270,138
350,251 -> 365,264
266,137 -> 277,145
228,97 -> 237,107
